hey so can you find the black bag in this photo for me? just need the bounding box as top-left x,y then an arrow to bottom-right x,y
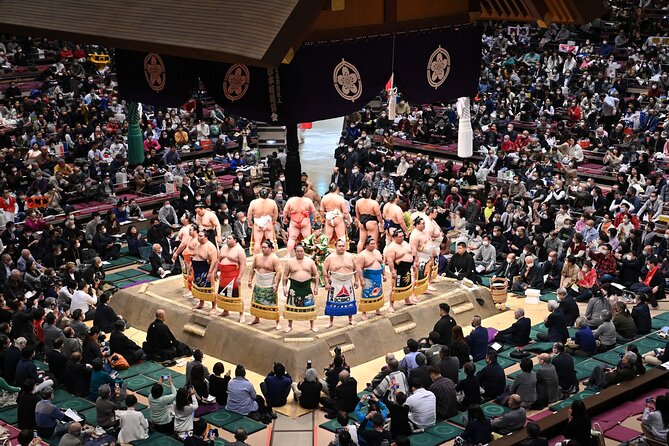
510,349 -> 531,359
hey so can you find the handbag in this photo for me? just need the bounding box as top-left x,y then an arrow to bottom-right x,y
591,422 -> 606,446
510,349 -> 531,359
109,353 -> 129,370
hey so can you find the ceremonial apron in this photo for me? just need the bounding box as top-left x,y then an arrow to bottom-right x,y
325,271 -> 357,317
414,250 -> 431,296
250,271 -> 279,321
360,267 -> 384,313
284,278 -> 316,321
191,259 -> 214,302
217,263 -> 242,312
392,261 -> 414,302
180,253 -> 193,291
430,237 -> 442,281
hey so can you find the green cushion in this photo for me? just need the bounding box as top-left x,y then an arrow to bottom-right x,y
221,416 -> 267,435
651,319 -> 669,330
496,357 -> 517,369
593,350 -> 623,366
33,360 -> 50,373
105,273 -> 126,283
131,432 -> 183,446
138,264 -> 153,272
106,257 -> 135,267
214,439 -> 229,446
524,342 -> 554,352
201,409 -> 243,427
137,384 -> 173,398
404,432 -> 446,446
118,367 -> 142,380
540,292 -> 557,303
116,280 -> 135,288
319,419 -> 344,433
145,369 -> 186,389
126,362 -> 165,376
447,411 -> 468,427
52,388 -> 74,404
653,312 -> 669,322
60,397 -> 95,412
480,402 -> 510,418
426,422 -> 464,441
124,375 -> 157,391
115,269 -> 145,279
549,389 -> 596,411
80,406 -> 97,426
574,359 -> 606,381
632,337 -> 667,354
0,407 -> 17,425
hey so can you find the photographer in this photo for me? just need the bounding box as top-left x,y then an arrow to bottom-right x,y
321,347 -> 349,395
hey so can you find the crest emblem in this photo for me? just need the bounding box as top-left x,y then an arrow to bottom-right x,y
333,59 -> 362,102
427,45 -> 451,89
144,53 -> 166,93
223,64 -> 250,101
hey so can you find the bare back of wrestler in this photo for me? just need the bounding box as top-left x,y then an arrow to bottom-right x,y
247,190 -> 279,254
193,230 -> 219,310
320,184 -> 350,246
355,189 -> 383,253
382,195 -> 408,239
384,230 -> 418,310
283,195 -> 316,254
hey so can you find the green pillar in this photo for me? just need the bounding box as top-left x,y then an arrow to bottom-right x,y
127,101 -> 144,165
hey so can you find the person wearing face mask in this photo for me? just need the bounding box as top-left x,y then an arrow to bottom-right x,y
542,251 -> 563,290
91,223 -> 121,261
474,235 -> 496,274
347,165 -> 364,196
273,173 -> 287,195
637,192 -> 663,223
227,182 -> 244,215
629,257 -> 665,308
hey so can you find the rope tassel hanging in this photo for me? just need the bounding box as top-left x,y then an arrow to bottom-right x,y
457,96 -> 473,158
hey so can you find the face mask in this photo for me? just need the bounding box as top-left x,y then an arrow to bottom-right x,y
514,180 -> 519,184
507,259 -> 513,264
352,169 -> 359,174
217,191 -> 223,196
195,196 -> 201,201
279,177 -> 285,181
233,186 -> 239,191
468,198 -> 474,203
626,254 -> 633,260
348,148 -> 354,153
482,241 -> 489,246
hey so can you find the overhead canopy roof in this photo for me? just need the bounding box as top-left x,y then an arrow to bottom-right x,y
0,0 -> 326,67
0,0 -> 606,66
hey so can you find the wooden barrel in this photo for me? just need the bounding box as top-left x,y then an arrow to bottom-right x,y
490,277 -> 508,304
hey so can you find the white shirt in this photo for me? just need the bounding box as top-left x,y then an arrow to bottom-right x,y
406,388 -> 436,428
116,409 -> 149,443
71,290 -> 97,314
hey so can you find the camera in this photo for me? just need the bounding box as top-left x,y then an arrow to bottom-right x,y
334,346 -> 342,357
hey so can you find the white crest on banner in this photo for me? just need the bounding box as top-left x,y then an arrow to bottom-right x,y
144,53 -> 166,92
427,45 -> 451,89
224,64 -> 250,101
333,59 -> 362,102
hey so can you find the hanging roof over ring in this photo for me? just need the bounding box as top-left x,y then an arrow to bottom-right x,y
0,0 -> 606,66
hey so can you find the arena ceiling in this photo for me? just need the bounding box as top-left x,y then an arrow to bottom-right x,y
0,0 -> 606,66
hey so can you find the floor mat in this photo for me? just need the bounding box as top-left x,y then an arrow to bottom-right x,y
145,369 -> 187,388
137,383 -> 173,398
131,432 -> 183,446
221,416 -> 267,435
605,425 -> 641,442
404,432 -> 447,446
425,422 -> 464,441
548,389 -> 596,411
524,342 -> 554,352
447,412 -> 468,427
0,407 -> 17,425
60,397 -> 95,412
593,350 -> 623,366
481,402 -> 510,418
124,374 -> 157,391
201,409 -> 243,428
80,406 -> 97,427
632,337 -> 666,354
125,361 -> 165,376
574,359 -> 606,381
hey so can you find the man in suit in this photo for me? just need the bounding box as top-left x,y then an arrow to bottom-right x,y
330,167 -> 347,194
321,370 -> 359,418
0,254 -> 12,287
432,303 -> 456,347
477,350 -> 507,400
149,243 -> 174,278
491,394 -> 526,434
556,288 -> 580,326
46,338 -> 68,384
466,316 -> 489,361
495,308 -> 531,346
551,342 -> 577,393
493,253 -> 520,282
180,175 -> 197,208
93,293 -> 123,333
347,164 -> 364,196
109,320 -> 144,365
512,256 -> 544,292
537,301 -> 569,343
542,251 -> 563,290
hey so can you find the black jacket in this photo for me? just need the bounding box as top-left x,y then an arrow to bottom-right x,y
433,315 -> 456,346
93,303 -> 121,333
494,261 -> 520,281
477,362 -> 507,399
110,330 -> 141,359
332,378 -> 359,413
497,317 -> 531,346
545,310 -> 569,343
45,349 -> 68,383
558,296 -> 580,326
552,352 -> 576,390
632,303 -> 652,335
